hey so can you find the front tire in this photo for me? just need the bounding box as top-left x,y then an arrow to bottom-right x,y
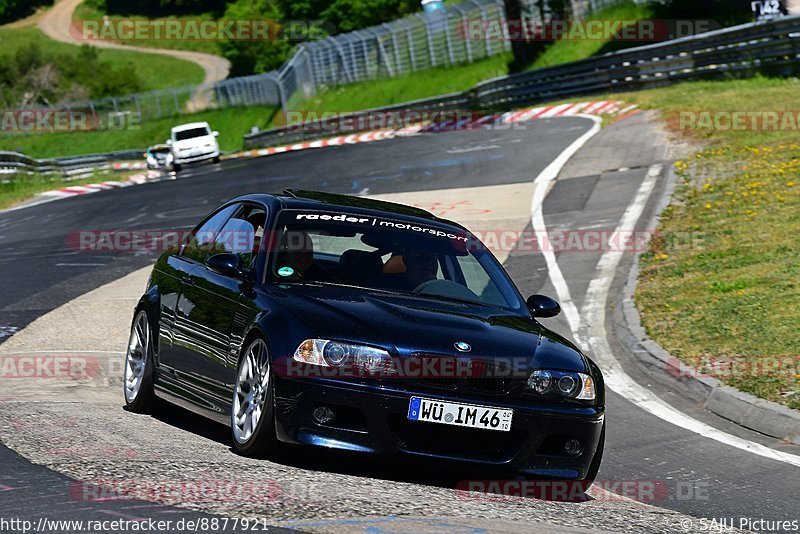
123,309 -> 156,413
231,336 -> 279,457
173,163 -> 181,172
212,156 -> 220,164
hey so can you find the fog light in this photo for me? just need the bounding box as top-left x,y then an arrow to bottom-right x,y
312,406 -> 336,425
563,438 -> 583,456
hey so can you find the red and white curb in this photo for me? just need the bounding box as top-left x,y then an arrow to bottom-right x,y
38,170 -> 166,200
15,101 -> 636,208
111,161 -> 148,171
227,100 -> 637,161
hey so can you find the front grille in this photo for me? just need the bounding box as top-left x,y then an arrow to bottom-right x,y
388,414 -> 526,461
409,353 -> 459,391
408,354 -> 526,397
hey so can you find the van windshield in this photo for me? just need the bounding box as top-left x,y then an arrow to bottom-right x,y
174,127 -> 209,141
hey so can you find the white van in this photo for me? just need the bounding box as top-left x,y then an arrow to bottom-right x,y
168,122 -> 220,171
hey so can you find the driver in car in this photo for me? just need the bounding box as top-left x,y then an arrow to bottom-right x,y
401,250 -> 439,291
277,231 -> 335,282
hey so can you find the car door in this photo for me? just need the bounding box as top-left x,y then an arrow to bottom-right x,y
175,203 -> 267,408
161,203 -> 239,378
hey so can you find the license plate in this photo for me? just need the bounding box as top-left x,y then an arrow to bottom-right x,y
407,397 -> 513,432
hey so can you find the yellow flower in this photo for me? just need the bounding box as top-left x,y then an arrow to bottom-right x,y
705,203 -> 712,209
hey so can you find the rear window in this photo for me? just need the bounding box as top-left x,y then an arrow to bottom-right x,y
174,127 -> 209,141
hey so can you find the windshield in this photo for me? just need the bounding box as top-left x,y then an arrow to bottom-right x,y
268,210 -> 527,313
173,127 -> 209,141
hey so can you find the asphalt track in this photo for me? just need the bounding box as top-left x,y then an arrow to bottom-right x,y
0,115 -> 798,532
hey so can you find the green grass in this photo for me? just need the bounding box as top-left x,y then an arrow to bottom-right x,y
529,2 -> 654,70
0,26 -> 204,91
599,77 -> 800,410
73,3 -> 221,55
2,105 -> 278,158
0,169 -> 139,210
280,53 -> 511,125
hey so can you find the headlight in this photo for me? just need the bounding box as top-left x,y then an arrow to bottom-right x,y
293,339 -> 395,375
146,156 -> 157,165
526,370 -> 595,401
166,153 -> 174,163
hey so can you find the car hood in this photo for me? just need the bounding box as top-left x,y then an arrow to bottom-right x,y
267,283 -> 588,372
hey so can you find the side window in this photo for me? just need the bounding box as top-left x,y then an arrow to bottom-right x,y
455,253 -> 509,307
210,204 -> 267,268
181,204 -> 238,263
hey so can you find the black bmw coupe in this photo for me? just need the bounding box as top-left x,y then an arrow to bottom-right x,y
124,190 -> 605,483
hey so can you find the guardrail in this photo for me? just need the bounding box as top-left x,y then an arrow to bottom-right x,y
242,14 -> 800,149
243,92 -> 470,148
0,150 -> 145,179
473,15 -> 800,108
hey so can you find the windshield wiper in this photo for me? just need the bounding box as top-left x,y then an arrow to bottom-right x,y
409,291 -> 499,309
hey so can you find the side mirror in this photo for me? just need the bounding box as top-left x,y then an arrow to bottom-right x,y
527,295 -> 561,318
166,139 -> 172,145
207,253 -> 243,277
212,131 -> 219,137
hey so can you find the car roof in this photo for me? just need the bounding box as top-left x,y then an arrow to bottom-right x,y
171,122 -> 210,131
231,190 -> 468,231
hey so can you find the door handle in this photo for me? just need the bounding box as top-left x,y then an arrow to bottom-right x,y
181,276 -> 194,286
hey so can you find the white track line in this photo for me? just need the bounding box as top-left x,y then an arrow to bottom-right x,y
530,115 -> 602,334
531,118 -> 800,468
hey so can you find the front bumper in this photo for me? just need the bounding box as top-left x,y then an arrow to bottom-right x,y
173,148 -> 219,164
147,160 -> 171,170
273,377 -> 604,478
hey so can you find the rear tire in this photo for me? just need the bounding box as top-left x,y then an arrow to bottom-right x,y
231,336 -> 279,457
123,309 -> 156,413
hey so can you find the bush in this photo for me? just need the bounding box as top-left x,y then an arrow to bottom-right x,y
651,0 -> 754,27
86,0 -> 229,17
0,0 -> 54,24
0,42 -> 143,107
217,0 -> 292,76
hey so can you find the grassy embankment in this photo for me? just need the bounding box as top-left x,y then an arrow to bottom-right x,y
0,168 -> 142,210
612,78 -> 800,410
